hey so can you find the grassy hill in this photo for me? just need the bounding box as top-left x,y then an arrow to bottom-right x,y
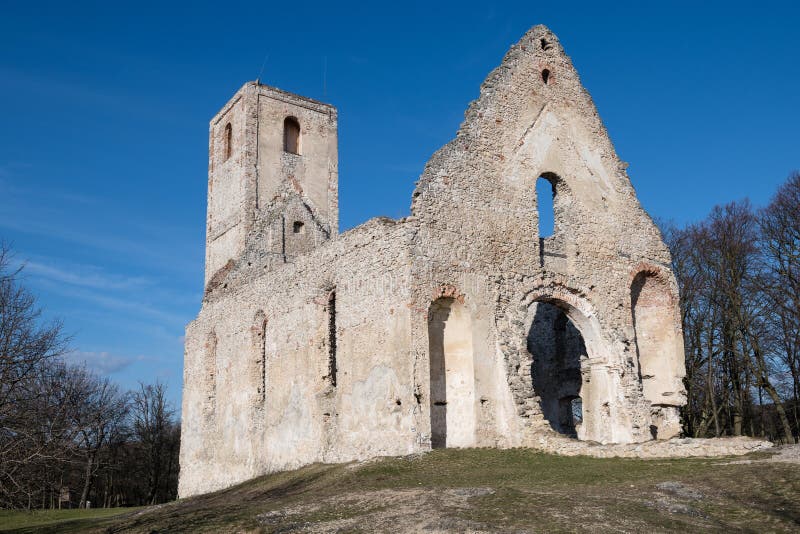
2,446 -> 798,533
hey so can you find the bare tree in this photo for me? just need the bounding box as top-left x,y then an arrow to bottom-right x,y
759,171 -> 800,442
0,243 -> 183,509
667,182 -> 798,442
132,381 -> 178,505
664,222 -> 720,437
0,242 -> 68,423
0,244 -> 70,508
64,367 -> 130,508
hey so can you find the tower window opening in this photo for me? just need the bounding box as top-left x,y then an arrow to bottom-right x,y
541,38 -> 552,51
224,122 -> 232,160
327,290 -> 337,386
541,69 -> 551,85
293,221 -> 305,234
284,117 -> 300,154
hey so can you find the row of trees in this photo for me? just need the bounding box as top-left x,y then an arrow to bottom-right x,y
0,244 -> 180,509
664,172 -> 799,442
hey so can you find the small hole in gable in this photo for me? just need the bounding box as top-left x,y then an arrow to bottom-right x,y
541,38 -> 552,51
541,69 -> 551,85
293,221 -> 305,234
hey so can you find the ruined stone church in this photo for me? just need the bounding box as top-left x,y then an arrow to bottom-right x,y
179,25 -> 686,498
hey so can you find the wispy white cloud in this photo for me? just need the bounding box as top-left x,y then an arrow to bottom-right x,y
0,166 -> 95,205
23,260 -> 152,291
0,167 -> 201,274
34,278 -> 190,327
65,350 -> 137,374
0,67 -> 132,116
0,66 -> 193,125
0,215 -> 200,275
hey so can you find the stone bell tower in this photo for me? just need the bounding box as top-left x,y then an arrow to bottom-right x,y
204,82 -> 338,285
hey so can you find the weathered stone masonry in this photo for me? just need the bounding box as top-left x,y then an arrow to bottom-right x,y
179,25 -> 687,498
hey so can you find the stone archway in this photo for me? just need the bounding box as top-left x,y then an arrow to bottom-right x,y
525,296 -> 618,442
428,297 -> 476,449
527,301 -> 586,437
630,265 -> 685,439
505,279 -> 634,444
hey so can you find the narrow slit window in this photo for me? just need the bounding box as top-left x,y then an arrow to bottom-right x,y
259,318 -> 267,403
205,331 -> 218,415
284,117 -> 300,154
536,176 -> 555,238
224,122 -> 232,160
327,290 -> 337,386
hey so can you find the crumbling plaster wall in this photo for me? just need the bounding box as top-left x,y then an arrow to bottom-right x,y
182,218 -> 527,497
408,25 -> 684,444
205,92 -> 252,286
180,25 -> 687,498
181,218 -> 418,496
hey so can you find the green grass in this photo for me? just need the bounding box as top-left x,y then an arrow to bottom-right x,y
1,448 -> 798,532
0,507 -> 140,532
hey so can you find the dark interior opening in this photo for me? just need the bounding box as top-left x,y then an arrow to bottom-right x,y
528,302 -> 586,437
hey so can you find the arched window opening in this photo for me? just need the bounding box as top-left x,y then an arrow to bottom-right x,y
428,298 -> 475,449
541,69 -> 551,84
536,175 -> 556,238
224,123 -> 232,161
284,117 -> 300,154
528,301 -> 585,438
327,290 -> 337,386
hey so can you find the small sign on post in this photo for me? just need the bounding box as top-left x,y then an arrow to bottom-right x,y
59,487 -> 71,509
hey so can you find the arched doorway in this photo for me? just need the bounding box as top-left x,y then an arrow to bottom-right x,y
523,292 -> 624,443
528,301 -> 586,437
428,298 -> 475,449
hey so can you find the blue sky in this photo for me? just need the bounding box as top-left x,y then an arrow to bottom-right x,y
1,1 -> 798,411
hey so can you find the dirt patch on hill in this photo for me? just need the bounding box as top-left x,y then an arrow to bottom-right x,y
6,448 -> 799,533
725,444 -> 800,465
